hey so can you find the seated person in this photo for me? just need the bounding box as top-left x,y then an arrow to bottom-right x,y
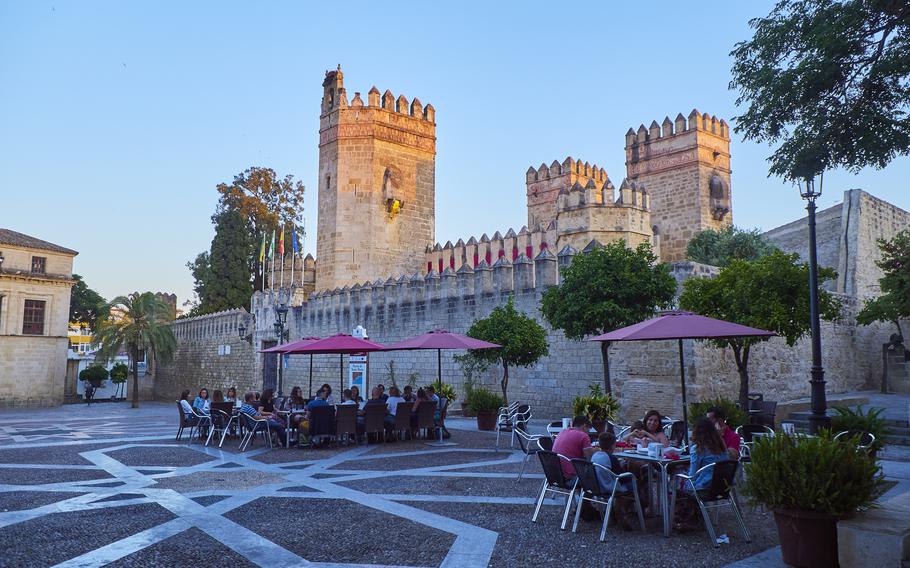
225,386 -> 238,403
376,384 -> 389,402
320,384 -> 337,405
306,389 -> 330,414
410,388 -> 430,430
627,410 -> 670,448
340,388 -> 358,405
426,385 -> 442,420
239,392 -> 287,446
350,385 -> 364,405
357,387 -> 388,433
179,390 -> 199,427
592,432 -> 632,494
402,385 -> 415,403
385,386 -> 406,427
551,415 -> 597,481
706,406 -> 741,460
675,418 -> 728,531
192,388 -> 211,414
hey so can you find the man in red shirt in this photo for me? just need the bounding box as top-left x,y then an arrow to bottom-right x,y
551,415 -> 598,479
707,406 -> 741,459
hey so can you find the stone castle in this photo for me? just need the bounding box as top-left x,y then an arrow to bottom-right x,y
155,68 -> 910,420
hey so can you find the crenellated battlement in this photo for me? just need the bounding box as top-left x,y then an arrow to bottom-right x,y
424,223 -> 557,275
321,66 -> 435,122
625,109 -> 730,149
526,156 -> 609,184
526,156 -> 612,230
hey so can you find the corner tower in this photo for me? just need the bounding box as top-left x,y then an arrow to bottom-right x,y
625,110 -> 732,261
316,66 -> 436,291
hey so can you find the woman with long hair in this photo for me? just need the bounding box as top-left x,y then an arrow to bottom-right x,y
628,410 -> 670,447
192,388 -> 210,414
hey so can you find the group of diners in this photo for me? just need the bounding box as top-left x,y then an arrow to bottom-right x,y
177,381 -> 444,447
550,406 -> 741,530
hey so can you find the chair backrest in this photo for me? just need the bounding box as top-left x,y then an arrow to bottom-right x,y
393,402 -> 414,430
515,429 -> 534,454
537,437 -> 554,452
570,458 -> 604,496
176,401 -> 185,425
335,404 -> 357,437
835,429 -> 876,448
537,451 -> 570,488
364,403 -> 387,434
239,411 -> 260,431
416,401 -> 436,428
211,402 -> 234,416
309,405 -> 336,437
704,460 -> 738,501
438,397 -> 448,422
737,424 -> 771,443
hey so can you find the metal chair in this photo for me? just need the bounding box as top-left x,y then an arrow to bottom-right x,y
735,424 -> 774,443
531,451 -> 578,530
363,403 -> 387,443
671,460 -> 751,547
206,402 -> 236,447
536,437 -> 554,452
834,430 -> 877,452
309,405 -> 337,447
495,402 -> 523,450
570,458 -> 645,540
392,402 -> 414,440
188,406 -> 212,444
416,401 -> 436,439
607,421 -> 631,440
239,412 -> 272,452
175,401 -> 192,441
515,427 -> 544,480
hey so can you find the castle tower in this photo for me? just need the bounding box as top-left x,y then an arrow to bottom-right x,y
625,111 -> 732,261
526,157 -> 608,229
316,66 -> 436,291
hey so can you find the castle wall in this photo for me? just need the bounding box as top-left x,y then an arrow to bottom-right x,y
526,157 -> 609,229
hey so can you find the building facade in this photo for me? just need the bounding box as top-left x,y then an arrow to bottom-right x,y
0,229 -> 78,407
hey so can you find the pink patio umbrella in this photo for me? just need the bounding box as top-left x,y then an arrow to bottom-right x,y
588,310 -> 776,447
383,329 -> 500,388
290,334 -> 387,397
259,337 -> 321,395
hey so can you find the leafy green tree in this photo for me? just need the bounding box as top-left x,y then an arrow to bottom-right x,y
194,208 -> 254,313
94,292 -> 176,409
69,274 -> 109,330
110,362 -> 129,399
540,241 -> 676,393
731,0 -> 910,180
79,364 -> 109,387
858,229 -> 910,336
686,226 -> 779,267
679,250 -> 841,410
185,252 -> 211,316
467,297 -> 549,405
216,167 -> 305,291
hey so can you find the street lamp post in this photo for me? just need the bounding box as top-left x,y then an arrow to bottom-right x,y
798,175 -> 831,433
274,304 -> 289,396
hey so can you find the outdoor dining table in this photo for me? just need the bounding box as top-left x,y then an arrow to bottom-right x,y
614,449 -> 691,538
276,408 -> 306,448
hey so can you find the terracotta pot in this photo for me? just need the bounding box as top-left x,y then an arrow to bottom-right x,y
476,410 -> 497,431
773,508 -> 839,568
461,405 -> 475,417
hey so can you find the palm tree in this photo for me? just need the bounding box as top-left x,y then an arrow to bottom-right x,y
94,292 -> 176,409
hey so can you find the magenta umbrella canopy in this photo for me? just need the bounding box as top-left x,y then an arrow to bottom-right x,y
588,311 -> 776,448
259,337 -> 321,353
289,334 -> 386,354
383,329 -> 500,351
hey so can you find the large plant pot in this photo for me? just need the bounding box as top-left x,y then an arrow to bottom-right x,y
461,405 -> 475,418
773,508 -> 839,568
476,410 -> 497,431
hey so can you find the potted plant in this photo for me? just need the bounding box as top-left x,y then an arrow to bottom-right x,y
468,387 -> 504,431
688,397 -> 749,429
743,431 -> 884,568
79,364 -> 109,388
427,382 -> 457,405
109,362 -> 129,400
455,352 -> 488,417
572,384 -> 619,433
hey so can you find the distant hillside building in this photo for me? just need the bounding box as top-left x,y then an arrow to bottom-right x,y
0,229 -> 78,407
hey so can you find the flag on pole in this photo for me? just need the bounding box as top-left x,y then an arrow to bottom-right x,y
278,226 -> 285,257
259,233 -> 266,263
269,230 -> 275,260
291,226 -> 299,255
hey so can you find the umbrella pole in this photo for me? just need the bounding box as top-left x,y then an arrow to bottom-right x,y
437,349 -> 442,389
679,338 -> 690,449
308,354 -> 313,398
340,354 -> 344,398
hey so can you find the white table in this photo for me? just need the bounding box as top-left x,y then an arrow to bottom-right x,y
614,450 -> 691,537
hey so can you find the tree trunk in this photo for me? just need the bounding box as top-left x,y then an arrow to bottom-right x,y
131,345 -> 140,409
501,363 -> 509,406
732,345 -> 751,411
600,341 -> 612,394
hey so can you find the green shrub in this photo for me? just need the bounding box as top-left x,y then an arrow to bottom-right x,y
109,362 -> 129,383
426,382 -> 457,403
742,431 -> 884,517
572,384 -> 619,423
688,397 -> 748,429
79,364 -> 109,386
831,406 -> 890,451
467,387 -> 504,413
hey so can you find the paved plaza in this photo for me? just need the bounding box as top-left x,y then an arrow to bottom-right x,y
0,403 -> 789,567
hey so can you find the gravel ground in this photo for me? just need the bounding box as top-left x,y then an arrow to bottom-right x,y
0,467 -> 113,485
224,497 -> 455,566
0,490 -> 84,512
150,470 -> 287,493
106,447 -> 217,467
278,485 -> 322,492
0,503 -> 175,567
333,451 -> 509,471
455,459 -> 541,475
411,501 -> 778,568
190,495 -> 231,506
338,475 -> 543,498
107,527 -> 259,568
0,444 -> 106,465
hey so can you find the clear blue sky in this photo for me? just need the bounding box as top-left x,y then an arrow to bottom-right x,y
3,1 -> 908,307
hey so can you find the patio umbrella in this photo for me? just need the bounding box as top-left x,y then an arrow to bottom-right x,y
289,334 -> 386,397
383,329 -> 500,387
588,310 -> 776,448
259,337 -> 321,396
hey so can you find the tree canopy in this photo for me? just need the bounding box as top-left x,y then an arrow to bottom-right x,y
686,226 -> 780,267
540,241 -> 676,393
69,274 -> 109,330
187,208 -> 254,315
94,292 -> 176,408
679,250 -> 841,409
858,229 -> 910,336
467,297 -> 549,405
730,0 -> 910,179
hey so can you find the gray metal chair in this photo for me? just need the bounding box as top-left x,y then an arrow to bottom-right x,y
495,402 -> 523,450
834,430 -> 877,452
238,412 -> 272,452
570,458 -> 645,540
671,460 -> 751,547
514,427 -> 544,480
187,406 -> 212,444
531,451 -> 578,530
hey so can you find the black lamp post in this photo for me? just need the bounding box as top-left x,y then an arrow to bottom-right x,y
798,175 -> 831,433
274,304 -> 289,395
237,322 -> 253,344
